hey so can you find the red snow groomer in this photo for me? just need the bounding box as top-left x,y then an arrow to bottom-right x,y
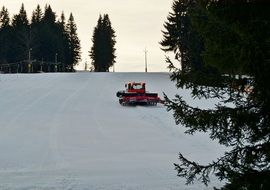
116,82 -> 163,105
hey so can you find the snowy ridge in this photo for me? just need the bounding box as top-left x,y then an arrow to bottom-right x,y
0,72 -> 225,190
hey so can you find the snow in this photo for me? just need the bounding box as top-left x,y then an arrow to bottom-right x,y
0,72 -> 226,190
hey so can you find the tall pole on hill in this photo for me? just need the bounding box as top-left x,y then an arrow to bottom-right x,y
28,48 -> 32,73
144,48 -> 148,72
55,53 -> 58,72
84,59 -> 88,71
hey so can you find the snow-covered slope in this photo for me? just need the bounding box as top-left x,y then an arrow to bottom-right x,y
0,72 -> 225,190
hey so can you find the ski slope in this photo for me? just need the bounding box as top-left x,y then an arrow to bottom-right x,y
0,72 -> 225,190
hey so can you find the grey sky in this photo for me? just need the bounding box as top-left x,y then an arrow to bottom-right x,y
0,0 -> 173,71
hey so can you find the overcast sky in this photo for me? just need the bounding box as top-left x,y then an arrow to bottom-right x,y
0,0 -> 173,72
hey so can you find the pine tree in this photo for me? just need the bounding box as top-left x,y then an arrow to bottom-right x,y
66,13 -> 81,71
12,3 -> 29,28
161,0 -> 270,189
160,0 -> 194,71
102,14 -> 116,70
160,0 -> 219,88
42,5 -> 55,24
57,12 -> 70,72
11,3 -> 30,63
30,5 -> 43,64
0,6 -> 10,29
31,5 -> 42,24
90,15 -> 103,72
39,5 -> 59,65
0,6 -> 11,65
90,14 -> 116,72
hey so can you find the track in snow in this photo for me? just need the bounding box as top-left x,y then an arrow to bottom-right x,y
0,72 -> 225,190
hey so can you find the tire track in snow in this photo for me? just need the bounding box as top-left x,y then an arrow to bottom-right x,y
43,77 -> 93,187
0,86 -> 57,172
48,77 -> 91,169
47,75 -> 110,186
89,75 -> 112,140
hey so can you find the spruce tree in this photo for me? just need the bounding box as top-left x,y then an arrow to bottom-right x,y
66,13 -> 81,71
42,5 -> 56,24
0,6 -> 11,64
31,5 -> 42,24
90,14 -> 116,72
90,15 -> 103,72
161,0 -> 270,189
30,5 -> 43,64
57,12 -> 70,72
39,5 -> 59,65
160,0 -> 194,71
0,6 -> 10,28
11,3 -> 30,63
160,0 -> 219,88
12,4 -> 29,28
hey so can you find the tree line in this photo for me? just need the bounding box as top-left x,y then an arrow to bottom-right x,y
161,0 -> 270,189
0,4 -> 116,73
0,4 -> 81,73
